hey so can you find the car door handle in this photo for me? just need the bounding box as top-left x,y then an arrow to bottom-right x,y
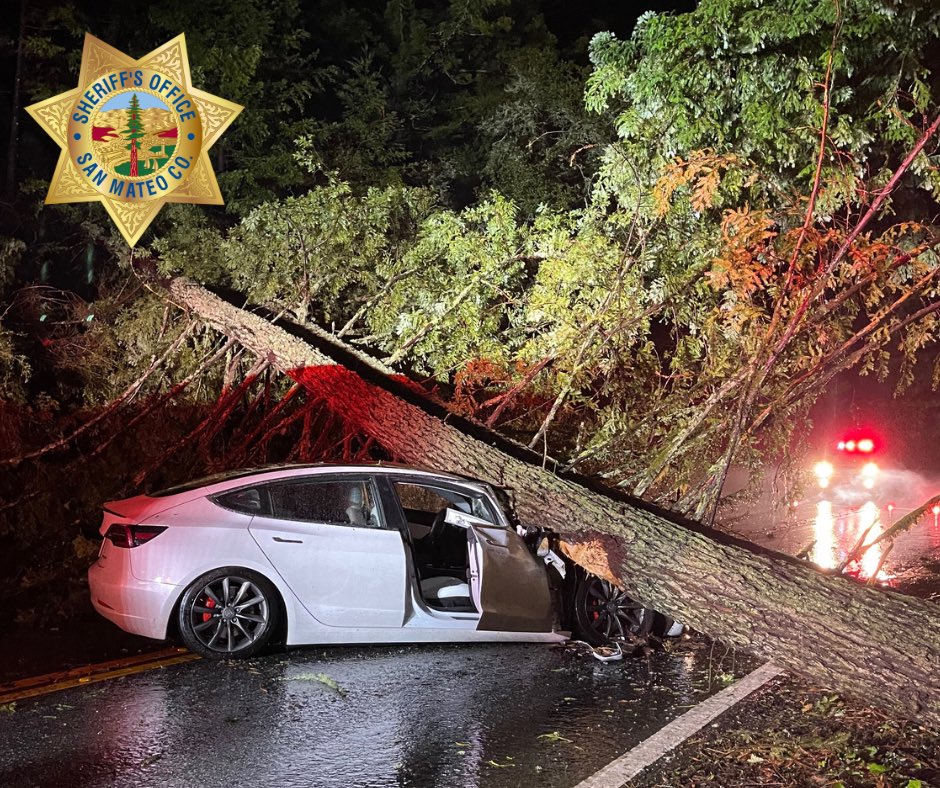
272,536 -> 303,544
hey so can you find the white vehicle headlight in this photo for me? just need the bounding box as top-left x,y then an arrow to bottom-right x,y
814,461 -> 834,488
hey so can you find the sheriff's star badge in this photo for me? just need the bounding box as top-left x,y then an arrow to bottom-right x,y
26,34 -> 242,246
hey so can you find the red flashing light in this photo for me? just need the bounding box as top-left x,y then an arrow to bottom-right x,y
837,433 -> 879,454
933,505 -> 940,516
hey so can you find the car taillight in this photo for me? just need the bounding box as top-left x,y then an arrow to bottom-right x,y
105,524 -> 167,548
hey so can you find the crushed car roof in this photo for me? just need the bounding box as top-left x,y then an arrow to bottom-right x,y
148,462 -> 489,497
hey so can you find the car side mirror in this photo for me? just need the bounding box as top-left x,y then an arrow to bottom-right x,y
444,508 -> 493,529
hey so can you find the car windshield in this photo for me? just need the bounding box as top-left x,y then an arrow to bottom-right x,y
394,481 -> 497,524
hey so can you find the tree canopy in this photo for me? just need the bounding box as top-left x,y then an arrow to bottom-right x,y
2,0 -> 940,583
145,0 -> 940,516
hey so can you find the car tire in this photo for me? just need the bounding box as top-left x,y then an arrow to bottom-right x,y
573,574 -> 654,646
177,567 -> 280,659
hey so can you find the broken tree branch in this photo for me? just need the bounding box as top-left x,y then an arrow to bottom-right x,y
0,319 -> 197,467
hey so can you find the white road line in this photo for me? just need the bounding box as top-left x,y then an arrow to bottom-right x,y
574,661 -> 784,788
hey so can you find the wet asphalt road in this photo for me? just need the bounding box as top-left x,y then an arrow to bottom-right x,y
0,638 -> 756,788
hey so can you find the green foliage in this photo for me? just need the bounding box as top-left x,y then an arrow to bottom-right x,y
0,326 -> 30,403
0,0 -> 618,622
477,47 -> 602,213
158,177 -> 435,329
16,2 -> 84,101
0,237 -> 28,401
122,93 -> 145,143
0,236 -> 24,292
371,193 -> 531,371
293,0 -> 940,511
5,0 -> 940,532
293,0 -> 601,210
145,0 -> 323,211
587,0 -> 940,200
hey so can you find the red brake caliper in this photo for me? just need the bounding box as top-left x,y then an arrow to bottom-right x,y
203,596 -> 216,622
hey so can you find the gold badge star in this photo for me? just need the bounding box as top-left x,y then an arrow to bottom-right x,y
26,33 -> 242,246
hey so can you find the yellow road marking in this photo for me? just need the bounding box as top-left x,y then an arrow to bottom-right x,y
0,648 -> 201,705
1,646 -> 188,692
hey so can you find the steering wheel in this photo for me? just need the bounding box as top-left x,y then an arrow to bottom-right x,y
428,508 -> 448,542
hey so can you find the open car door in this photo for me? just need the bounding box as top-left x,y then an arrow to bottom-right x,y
445,509 -> 553,633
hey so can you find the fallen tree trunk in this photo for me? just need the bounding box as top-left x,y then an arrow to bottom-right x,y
163,276 -> 940,728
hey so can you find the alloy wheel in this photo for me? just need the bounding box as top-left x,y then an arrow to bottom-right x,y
581,577 -> 650,641
187,575 -> 271,654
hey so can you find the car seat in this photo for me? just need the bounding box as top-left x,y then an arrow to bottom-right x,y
419,576 -> 473,610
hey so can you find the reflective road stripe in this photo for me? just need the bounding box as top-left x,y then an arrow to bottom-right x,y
574,661 -> 784,788
0,647 -> 200,704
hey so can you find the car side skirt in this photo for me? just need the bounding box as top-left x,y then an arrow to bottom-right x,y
284,626 -> 566,646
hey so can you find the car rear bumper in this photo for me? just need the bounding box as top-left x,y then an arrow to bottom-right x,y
88,558 -> 178,641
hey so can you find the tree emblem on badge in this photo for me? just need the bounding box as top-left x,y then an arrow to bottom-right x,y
26,34 -> 242,247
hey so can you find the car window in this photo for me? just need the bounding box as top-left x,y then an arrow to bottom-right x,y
214,487 -> 266,515
393,481 -> 495,524
469,495 -> 497,522
268,479 -> 382,528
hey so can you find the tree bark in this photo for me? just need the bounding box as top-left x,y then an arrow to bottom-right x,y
164,276 -> 940,729
5,0 -> 26,200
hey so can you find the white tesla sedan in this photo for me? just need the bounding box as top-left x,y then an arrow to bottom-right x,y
89,464 -> 671,658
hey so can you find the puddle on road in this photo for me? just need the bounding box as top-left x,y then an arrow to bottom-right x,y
736,497 -> 940,582
0,638 -> 758,788
722,464 -> 940,577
